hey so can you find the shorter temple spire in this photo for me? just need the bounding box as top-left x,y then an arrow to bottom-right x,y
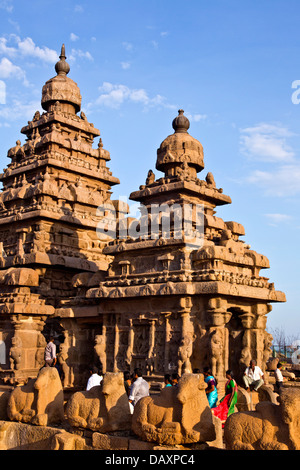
55,44 -> 70,76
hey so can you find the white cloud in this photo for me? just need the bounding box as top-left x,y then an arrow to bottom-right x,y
0,0 -> 13,12
17,37 -> 58,62
69,48 -> 93,62
70,33 -> 79,42
0,57 -> 28,85
0,98 -> 41,121
185,112 -> 207,122
247,163 -> 300,197
0,36 -> 17,56
265,213 -> 292,226
240,123 -> 295,162
122,42 -> 133,51
74,5 -> 84,13
121,61 -> 130,70
0,35 -> 58,63
92,82 -> 176,111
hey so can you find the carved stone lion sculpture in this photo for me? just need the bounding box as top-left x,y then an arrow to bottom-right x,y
66,372 -> 131,432
7,367 -> 64,426
224,387 -> 300,450
131,373 -> 216,445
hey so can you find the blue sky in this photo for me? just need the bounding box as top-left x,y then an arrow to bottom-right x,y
0,0 -> 299,339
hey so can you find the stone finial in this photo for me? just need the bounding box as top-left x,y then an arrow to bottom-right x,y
55,44 -> 70,76
172,109 -> 190,134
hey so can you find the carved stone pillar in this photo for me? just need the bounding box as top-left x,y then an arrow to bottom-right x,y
164,314 -> 171,374
113,316 -> 120,372
146,320 -> 156,376
125,319 -> 134,370
206,298 -> 229,384
177,297 -> 194,375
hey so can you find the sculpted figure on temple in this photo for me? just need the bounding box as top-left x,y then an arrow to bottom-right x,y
132,373 -> 217,445
57,342 -> 71,388
224,387 -> 300,450
35,333 -> 47,369
9,336 -> 22,370
209,328 -> 223,378
262,332 -> 273,373
177,332 -> 195,375
66,372 -> 131,432
94,334 -> 106,373
7,367 -> 64,426
146,169 -> 155,185
205,171 -> 216,188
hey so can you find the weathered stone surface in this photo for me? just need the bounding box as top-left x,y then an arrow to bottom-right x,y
132,373 -> 216,445
92,432 -> 129,450
0,420 -> 63,450
224,387 -> 300,450
66,372 -> 131,432
7,367 -> 64,426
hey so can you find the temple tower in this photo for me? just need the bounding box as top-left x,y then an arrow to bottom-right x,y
58,110 -> 285,388
0,45 -> 120,384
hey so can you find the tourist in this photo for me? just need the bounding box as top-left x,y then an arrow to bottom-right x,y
123,370 -> 132,396
171,373 -> 180,386
274,362 -> 284,391
86,366 -> 103,391
212,370 -> 238,427
243,359 -> 264,392
164,374 -> 172,387
128,368 -> 150,407
44,336 -> 57,367
203,367 -> 218,408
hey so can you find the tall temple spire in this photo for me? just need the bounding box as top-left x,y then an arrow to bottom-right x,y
55,43 -> 70,76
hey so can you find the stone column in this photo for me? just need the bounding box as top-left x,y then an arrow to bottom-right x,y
113,316 -> 120,372
164,314 -> 171,374
177,297 -> 194,375
146,320 -> 156,375
206,298 -> 229,385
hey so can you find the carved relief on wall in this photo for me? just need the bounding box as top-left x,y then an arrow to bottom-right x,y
208,327 -> 224,379
9,335 -> 22,370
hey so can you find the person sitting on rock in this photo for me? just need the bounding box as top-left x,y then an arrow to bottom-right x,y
243,359 -> 264,392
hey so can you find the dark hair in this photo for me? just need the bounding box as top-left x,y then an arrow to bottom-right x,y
91,365 -> 99,375
164,374 -> 172,383
226,369 -> 234,378
123,371 -> 131,381
134,367 -> 142,377
172,373 -> 179,380
193,368 -> 201,373
277,362 -> 282,368
203,366 -> 212,375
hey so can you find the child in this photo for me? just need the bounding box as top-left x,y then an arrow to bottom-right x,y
274,362 -> 284,390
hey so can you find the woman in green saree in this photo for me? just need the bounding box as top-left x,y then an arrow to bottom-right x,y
212,370 -> 238,426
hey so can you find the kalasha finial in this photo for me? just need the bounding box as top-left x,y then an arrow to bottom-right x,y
172,109 -> 190,134
55,44 -> 70,76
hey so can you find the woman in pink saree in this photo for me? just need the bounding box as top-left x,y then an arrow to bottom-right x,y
212,370 -> 238,427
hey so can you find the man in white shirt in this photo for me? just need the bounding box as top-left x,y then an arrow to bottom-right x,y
44,336 -> 57,367
128,368 -> 149,407
274,362 -> 284,390
86,366 -> 103,391
243,359 -> 264,392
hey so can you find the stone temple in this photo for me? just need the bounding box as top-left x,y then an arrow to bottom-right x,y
0,46 -> 285,391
